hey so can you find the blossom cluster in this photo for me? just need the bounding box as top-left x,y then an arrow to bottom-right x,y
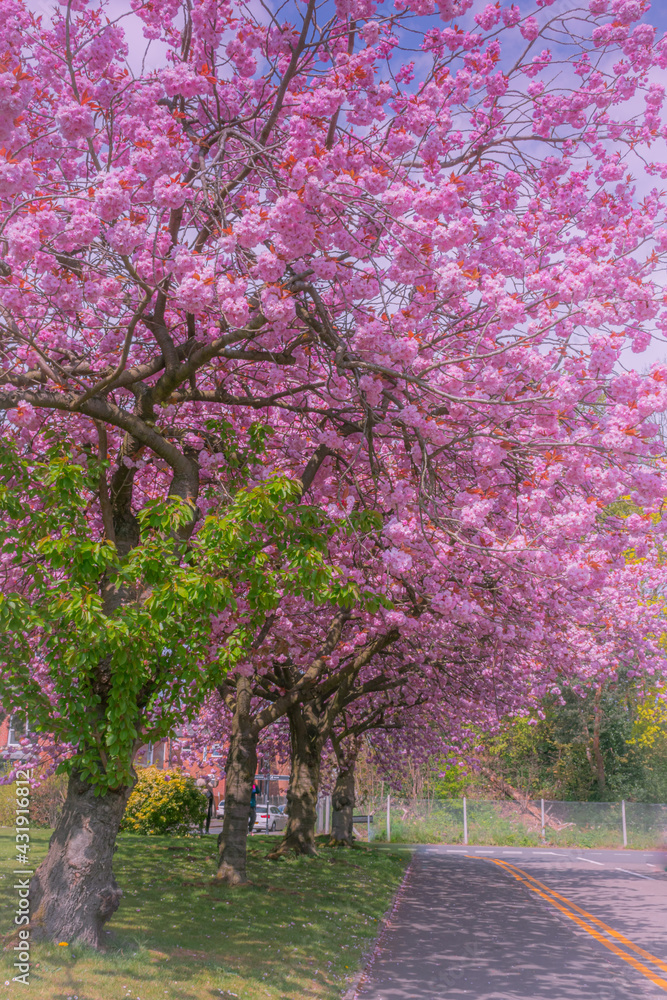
1,0 -> 667,777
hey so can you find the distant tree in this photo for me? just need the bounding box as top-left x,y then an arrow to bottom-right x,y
475,676 -> 663,802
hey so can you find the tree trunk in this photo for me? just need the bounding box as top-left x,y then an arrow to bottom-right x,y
268,702 -> 321,858
27,770 -> 134,947
215,681 -> 258,885
329,759 -> 356,847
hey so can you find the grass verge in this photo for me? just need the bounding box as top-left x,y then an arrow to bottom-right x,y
367,805 -> 663,849
0,830 -> 410,1000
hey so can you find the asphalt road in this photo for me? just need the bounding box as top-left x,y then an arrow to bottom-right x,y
354,846 -> 667,1000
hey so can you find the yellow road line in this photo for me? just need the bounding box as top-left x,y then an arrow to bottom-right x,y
494,859 -> 667,977
487,858 -> 667,993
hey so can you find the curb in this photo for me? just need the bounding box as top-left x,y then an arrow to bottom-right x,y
341,857 -> 415,1000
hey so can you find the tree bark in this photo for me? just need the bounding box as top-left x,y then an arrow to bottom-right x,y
215,678 -> 258,885
27,770 -> 134,947
329,758 -> 356,847
268,701 -> 322,858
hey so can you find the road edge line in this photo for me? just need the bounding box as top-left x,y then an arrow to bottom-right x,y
342,855 -> 414,1000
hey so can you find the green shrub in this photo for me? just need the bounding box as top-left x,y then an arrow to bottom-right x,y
30,773 -> 68,827
0,784 -> 14,827
120,767 -> 207,836
0,774 -> 68,828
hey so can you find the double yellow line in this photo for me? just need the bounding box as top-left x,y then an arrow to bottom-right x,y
484,857 -> 667,992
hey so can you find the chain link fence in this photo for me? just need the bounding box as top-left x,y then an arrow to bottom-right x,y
316,796 -> 667,849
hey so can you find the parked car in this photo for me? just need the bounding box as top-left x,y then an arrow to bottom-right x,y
215,800 -> 225,819
253,803 -> 288,832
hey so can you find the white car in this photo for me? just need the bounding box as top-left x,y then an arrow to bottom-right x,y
215,800 -> 225,819
253,804 -> 288,832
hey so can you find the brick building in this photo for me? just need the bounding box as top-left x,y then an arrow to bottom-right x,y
0,712 -> 29,765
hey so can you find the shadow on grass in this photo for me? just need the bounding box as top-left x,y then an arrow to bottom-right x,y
0,829 -> 408,1000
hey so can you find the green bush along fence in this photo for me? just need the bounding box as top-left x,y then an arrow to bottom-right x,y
334,797 -> 667,849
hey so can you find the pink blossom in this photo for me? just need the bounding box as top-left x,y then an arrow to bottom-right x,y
217,276 -> 250,327
161,64 -> 208,98
502,5 -> 521,27
0,159 -> 34,197
253,252 -> 284,282
153,176 -> 187,210
475,4 -> 501,30
472,439 -> 505,468
55,103 -> 95,141
105,220 -> 142,255
260,285 -> 295,323
175,271 -> 215,313
361,21 -> 380,46
382,548 -> 413,574
520,17 -> 540,41
95,175 -> 131,222
0,71 -> 32,142
6,218 -> 40,262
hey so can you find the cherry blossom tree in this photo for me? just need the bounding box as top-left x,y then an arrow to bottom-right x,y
323,675 -> 430,847
2,0 -> 667,945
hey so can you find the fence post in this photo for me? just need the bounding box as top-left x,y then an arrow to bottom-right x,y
367,812 -> 371,843
387,794 -> 391,843
622,799 -> 627,848
541,798 -> 545,840
463,796 -> 468,846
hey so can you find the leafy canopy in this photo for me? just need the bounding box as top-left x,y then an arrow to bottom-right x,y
0,442 -> 372,791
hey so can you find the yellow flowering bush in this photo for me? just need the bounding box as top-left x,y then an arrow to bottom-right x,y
630,691 -> 667,753
120,766 -> 207,836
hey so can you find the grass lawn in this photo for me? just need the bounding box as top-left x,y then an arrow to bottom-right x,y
0,830 -> 409,1000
